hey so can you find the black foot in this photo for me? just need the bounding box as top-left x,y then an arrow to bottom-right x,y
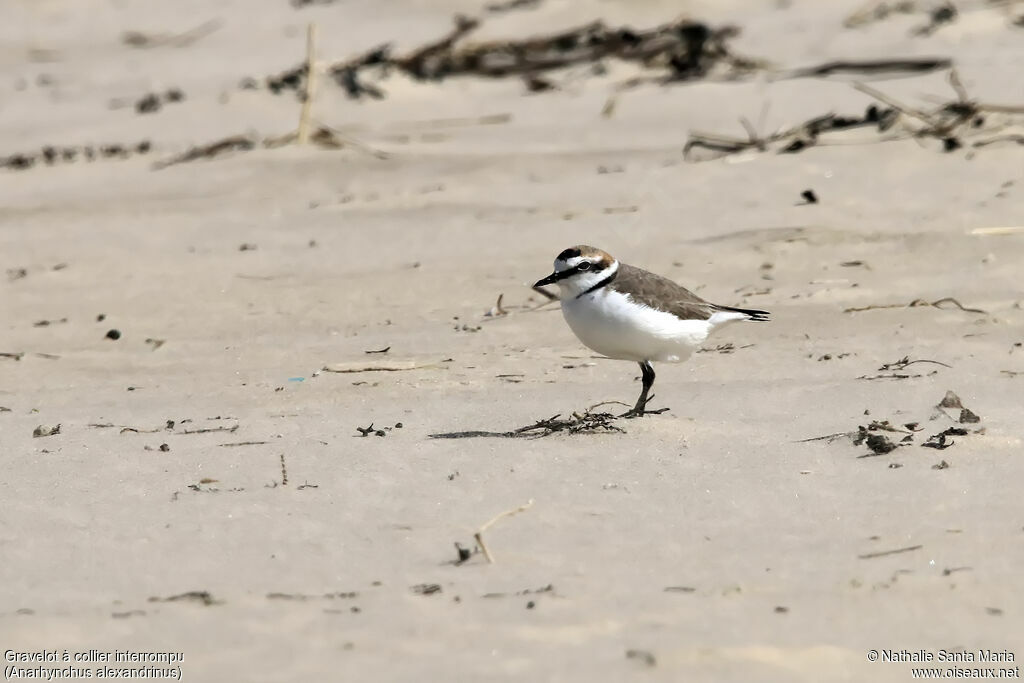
622,407 -> 670,419
619,394 -> 670,419
620,362 -> 669,418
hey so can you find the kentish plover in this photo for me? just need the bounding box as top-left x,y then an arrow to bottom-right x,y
534,245 -> 769,416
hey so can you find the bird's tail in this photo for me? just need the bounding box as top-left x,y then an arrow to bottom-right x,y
713,305 -> 770,322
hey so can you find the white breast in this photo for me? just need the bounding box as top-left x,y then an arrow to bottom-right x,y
560,288 -> 715,363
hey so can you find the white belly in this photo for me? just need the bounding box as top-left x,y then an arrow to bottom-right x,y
560,289 -> 714,362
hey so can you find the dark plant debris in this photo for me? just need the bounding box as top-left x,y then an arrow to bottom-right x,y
943,566 -> 972,576
2,141 -> 152,172
148,591 -> 220,606
485,0 -> 542,13
802,390 -> 982,458
355,423 -> 393,437
483,584 -> 554,599
453,542 -> 474,565
879,356 -> 951,372
863,432 -> 897,455
858,356 -> 950,380
858,544 -> 923,560
33,317 -> 67,327
843,1 -> 921,28
922,427 -> 968,450
151,135 -> 255,170
686,104 -> 898,161
857,370 -> 939,381
688,68 -> 1024,161
134,88 -> 186,115
854,70 -> 1024,153
411,584 -> 442,596
844,1 -> 988,38
698,342 -> 753,354
179,424 -> 238,435
851,422 -> 906,455
626,650 -> 657,668
780,56 -> 950,80
429,410 -> 629,439
111,610 -> 146,619
267,591 -> 357,600
261,15 -> 761,101
121,20 -> 222,49
151,124 -> 386,170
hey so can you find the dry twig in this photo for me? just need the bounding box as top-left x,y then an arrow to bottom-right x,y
858,544 -> 923,560
970,226 -> 1024,236
877,356 -> 952,371
298,24 -> 318,146
684,105 -> 899,160
323,360 -> 444,373
782,57 -> 950,80
844,297 -> 987,314
122,19 -> 222,49
475,500 -> 534,563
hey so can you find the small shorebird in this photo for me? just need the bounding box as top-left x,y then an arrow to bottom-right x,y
534,245 -> 769,416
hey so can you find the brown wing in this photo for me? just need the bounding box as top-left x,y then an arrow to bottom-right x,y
612,263 -> 715,321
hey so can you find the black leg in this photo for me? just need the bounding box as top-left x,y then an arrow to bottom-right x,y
624,361 -> 668,418
635,361 -> 654,414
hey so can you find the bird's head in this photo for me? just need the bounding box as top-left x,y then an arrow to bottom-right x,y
534,245 -> 617,298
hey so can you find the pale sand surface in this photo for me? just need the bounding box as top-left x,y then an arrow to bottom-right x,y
2,1 -> 1023,681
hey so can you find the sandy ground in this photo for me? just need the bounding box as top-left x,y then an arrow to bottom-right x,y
2,0 -> 1024,681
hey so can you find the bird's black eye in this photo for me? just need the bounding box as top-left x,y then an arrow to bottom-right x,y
577,261 -> 591,271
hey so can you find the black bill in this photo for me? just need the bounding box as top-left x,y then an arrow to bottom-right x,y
533,271 -> 565,288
